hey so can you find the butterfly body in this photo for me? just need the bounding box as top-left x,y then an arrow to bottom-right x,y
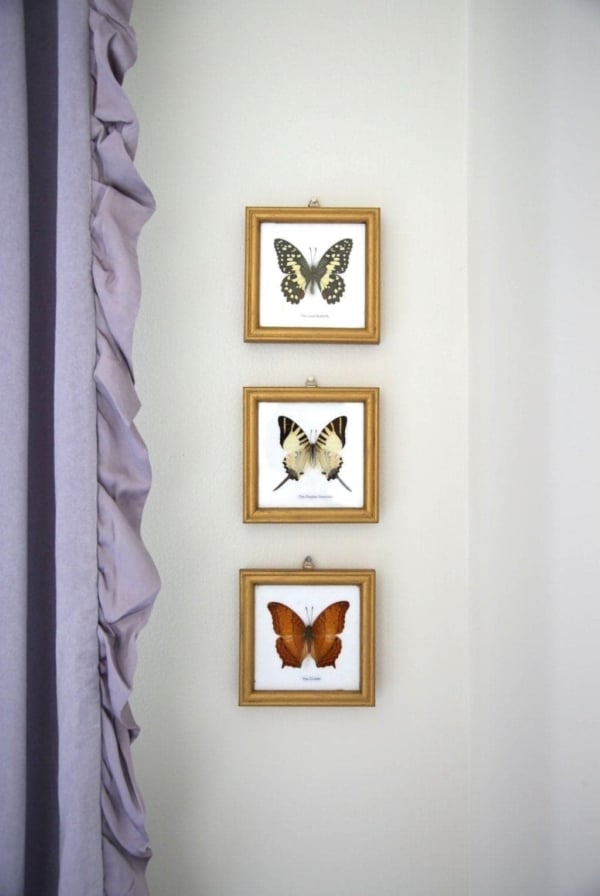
267,600 -> 350,668
273,415 -> 351,492
274,238 -> 353,304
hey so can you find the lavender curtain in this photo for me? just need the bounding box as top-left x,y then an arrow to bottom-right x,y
0,2 -> 159,894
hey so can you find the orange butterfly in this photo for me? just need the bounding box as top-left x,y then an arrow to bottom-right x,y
267,600 -> 350,669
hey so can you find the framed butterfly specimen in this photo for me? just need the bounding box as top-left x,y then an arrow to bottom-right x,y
243,386 -> 379,523
239,568 -> 375,706
244,206 -> 380,343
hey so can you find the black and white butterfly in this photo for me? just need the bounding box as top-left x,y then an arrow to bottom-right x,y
274,238 -> 353,305
273,415 -> 351,492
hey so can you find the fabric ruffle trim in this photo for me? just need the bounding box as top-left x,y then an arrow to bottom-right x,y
89,3 -> 160,894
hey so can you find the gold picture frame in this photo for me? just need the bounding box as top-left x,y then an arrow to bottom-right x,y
243,386 -> 379,523
239,568 -> 376,706
244,206 -> 380,343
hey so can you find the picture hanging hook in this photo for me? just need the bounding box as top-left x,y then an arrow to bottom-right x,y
308,198 -> 320,207
303,555 -> 315,569
305,375 -> 318,387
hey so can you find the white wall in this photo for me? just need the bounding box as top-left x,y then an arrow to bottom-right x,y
469,2 -> 600,894
128,2 -> 469,895
127,1 -> 600,894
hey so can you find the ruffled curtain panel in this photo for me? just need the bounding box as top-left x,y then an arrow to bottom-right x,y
0,2 -> 159,894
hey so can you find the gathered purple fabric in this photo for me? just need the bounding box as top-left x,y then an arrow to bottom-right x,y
90,2 -> 160,893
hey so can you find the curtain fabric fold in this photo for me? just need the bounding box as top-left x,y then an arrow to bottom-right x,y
23,2 -> 61,892
0,2 -> 158,894
90,3 -> 160,893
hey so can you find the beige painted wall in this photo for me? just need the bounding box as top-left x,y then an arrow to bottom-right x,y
128,2 -> 600,894
469,2 -> 600,894
128,2 -> 469,894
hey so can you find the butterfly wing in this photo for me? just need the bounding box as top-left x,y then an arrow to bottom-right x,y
274,239 -> 312,304
273,416 -> 312,491
309,600 -> 350,668
313,238 -> 353,304
267,602 -> 309,668
314,416 -> 351,491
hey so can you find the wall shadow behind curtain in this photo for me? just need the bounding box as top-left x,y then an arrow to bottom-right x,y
0,2 -> 158,894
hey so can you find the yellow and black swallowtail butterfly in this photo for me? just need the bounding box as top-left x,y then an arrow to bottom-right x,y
273,415 -> 351,492
273,238 -> 353,304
